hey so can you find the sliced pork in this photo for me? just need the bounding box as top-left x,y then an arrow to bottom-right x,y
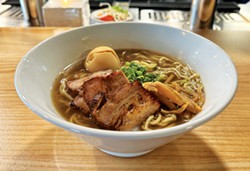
93,81 -> 160,130
67,69 -> 112,91
67,70 -> 160,131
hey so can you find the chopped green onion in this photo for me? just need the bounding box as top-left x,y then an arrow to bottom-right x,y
121,61 -> 162,83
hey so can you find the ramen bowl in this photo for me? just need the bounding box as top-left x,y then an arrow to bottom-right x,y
15,23 -> 237,157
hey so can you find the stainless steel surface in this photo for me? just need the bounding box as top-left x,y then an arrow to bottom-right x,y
20,0 -> 45,26
20,0 -> 29,22
0,0 -> 46,27
0,1 -> 29,27
1,0 -> 250,30
189,0 -> 217,30
140,9 -> 250,30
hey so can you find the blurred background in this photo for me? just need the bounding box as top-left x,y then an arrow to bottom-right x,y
0,0 -> 250,30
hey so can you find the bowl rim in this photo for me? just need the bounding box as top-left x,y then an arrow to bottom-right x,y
14,22 -> 238,139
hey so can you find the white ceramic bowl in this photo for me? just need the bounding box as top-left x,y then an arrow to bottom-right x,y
15,23 -> 237,157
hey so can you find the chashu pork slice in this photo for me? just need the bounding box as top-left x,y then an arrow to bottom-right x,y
69,70 -> 160,131
70,71 -> 130,116
70,95 -> 90,115
92,81 -> 160,131
67,69 -> 112,92
79,71 -> 130,113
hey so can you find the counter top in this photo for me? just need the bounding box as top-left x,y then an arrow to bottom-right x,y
0,27 -> 250,170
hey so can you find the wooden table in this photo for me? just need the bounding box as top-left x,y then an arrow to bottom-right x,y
0,27 -> 250,171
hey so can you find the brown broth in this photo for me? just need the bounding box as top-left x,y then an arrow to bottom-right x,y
51,49 -> 203,130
